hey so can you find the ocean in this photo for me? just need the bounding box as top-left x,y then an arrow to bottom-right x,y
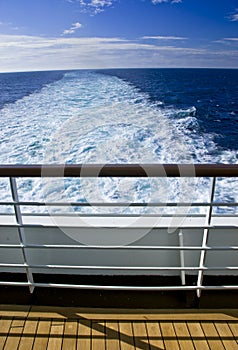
0,68 -> 237,214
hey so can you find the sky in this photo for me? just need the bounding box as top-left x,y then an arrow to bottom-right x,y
0,0 -> 237,72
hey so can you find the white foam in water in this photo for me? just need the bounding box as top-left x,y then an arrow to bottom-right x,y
0,70 -> 237,214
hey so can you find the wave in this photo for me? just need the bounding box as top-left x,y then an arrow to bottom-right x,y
0,70 -> 236,214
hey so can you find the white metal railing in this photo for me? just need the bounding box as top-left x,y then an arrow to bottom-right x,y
0,164 -> 237,297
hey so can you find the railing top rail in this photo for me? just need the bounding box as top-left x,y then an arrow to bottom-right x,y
0,164 -> 237,177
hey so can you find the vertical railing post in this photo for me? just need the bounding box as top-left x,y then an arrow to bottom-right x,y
9,177 -> 35,293
178,230 -> 186,285
196,176 -> 216,298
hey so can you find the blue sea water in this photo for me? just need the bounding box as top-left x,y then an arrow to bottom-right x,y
0,71 -> 65,110
99,68 -> 238,152
0,68 -> 237,213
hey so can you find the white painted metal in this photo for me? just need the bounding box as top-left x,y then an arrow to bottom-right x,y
197,177 -> 216,297
179,230 -> 186,285
0,280 -> 238,291
1,263 -> 238,271
1,244 -> 238,250
9,177 -> 35,293
0,174 -> 237,297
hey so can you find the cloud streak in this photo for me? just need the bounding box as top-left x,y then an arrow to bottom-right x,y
213,37 -> 238,44
229,9 -> 238,21
62,22 -> 82,35
152,0 -> 182,4
70,0 -> 114,14
223,37 -> 238,41
68,0 -> 182,14
142,35 -> 187,40
0,34 -> 237,72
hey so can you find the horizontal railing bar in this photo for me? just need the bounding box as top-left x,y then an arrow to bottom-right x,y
0,201 -> 238,207
0,163 -> 237,294
0,223 -> 237,231
0,164 -> 237,177
0,211 -> 210,218
1,244 -> 238,251
0,224 -> 237,229
1,263 -> 238,271
0,281 -> 238,290
0,211 -> 238,217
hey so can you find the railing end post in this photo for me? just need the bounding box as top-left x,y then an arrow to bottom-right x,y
29,285 -> 35,294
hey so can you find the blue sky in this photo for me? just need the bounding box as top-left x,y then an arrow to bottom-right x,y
0,0 -> 237,72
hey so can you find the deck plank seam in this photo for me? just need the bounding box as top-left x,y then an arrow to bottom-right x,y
1,316 -> 12,350
158,322 -> 165,350
173,321 -> 182,350
144,321 -> 152,350
200,321 -> 213,350
227,322 -> 238,345
186,321 -> 197,350
130,321 -> 136,350
31,318 -> 40,350
213,322 -> 233,350
16,316 -> 27,350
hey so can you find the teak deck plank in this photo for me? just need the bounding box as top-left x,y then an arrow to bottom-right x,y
0,318 -> 12,350
47,319 -> 64,350
3,318 -> 25,350
215,322 -> 238,350
62,319 -> 78,350
91,321 -> 105,350
146,321 -> 165,350
187,322 -> 211,350
133,321 -> 150,350
105,321 -> 120,350
71,309 -> 238,321
118,322 -> 135,350
201,322 -> 225,350
32,319 -> 51,350
0,305 -> 30,317
228,322 -> 238,343
160,322 -> 180,350
1,306 -> 238,350
18,319 -> 38,350
77,320 -> 91,350
173,322 -> 195,350
23,306 -> 238,321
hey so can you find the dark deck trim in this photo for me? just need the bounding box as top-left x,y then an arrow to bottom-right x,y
0,163 -> 237,177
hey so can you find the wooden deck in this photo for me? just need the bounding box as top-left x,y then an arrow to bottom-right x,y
1,305 -> 238,350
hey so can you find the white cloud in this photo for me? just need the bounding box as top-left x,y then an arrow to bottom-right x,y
0,34 -> 237,72
72,22 -> 83,29
68,0 -> 181,14
229,9 -> 238,21
62,22 -> 83,35
142,36 -> 187,40
152,0 -> 182,4
223,38 -> 238,41
214,37 -> 238,44
72,0 -> 114,14
0,21 -> 19,30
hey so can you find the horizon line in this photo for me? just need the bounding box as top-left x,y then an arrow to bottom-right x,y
0,66 -> 238,74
